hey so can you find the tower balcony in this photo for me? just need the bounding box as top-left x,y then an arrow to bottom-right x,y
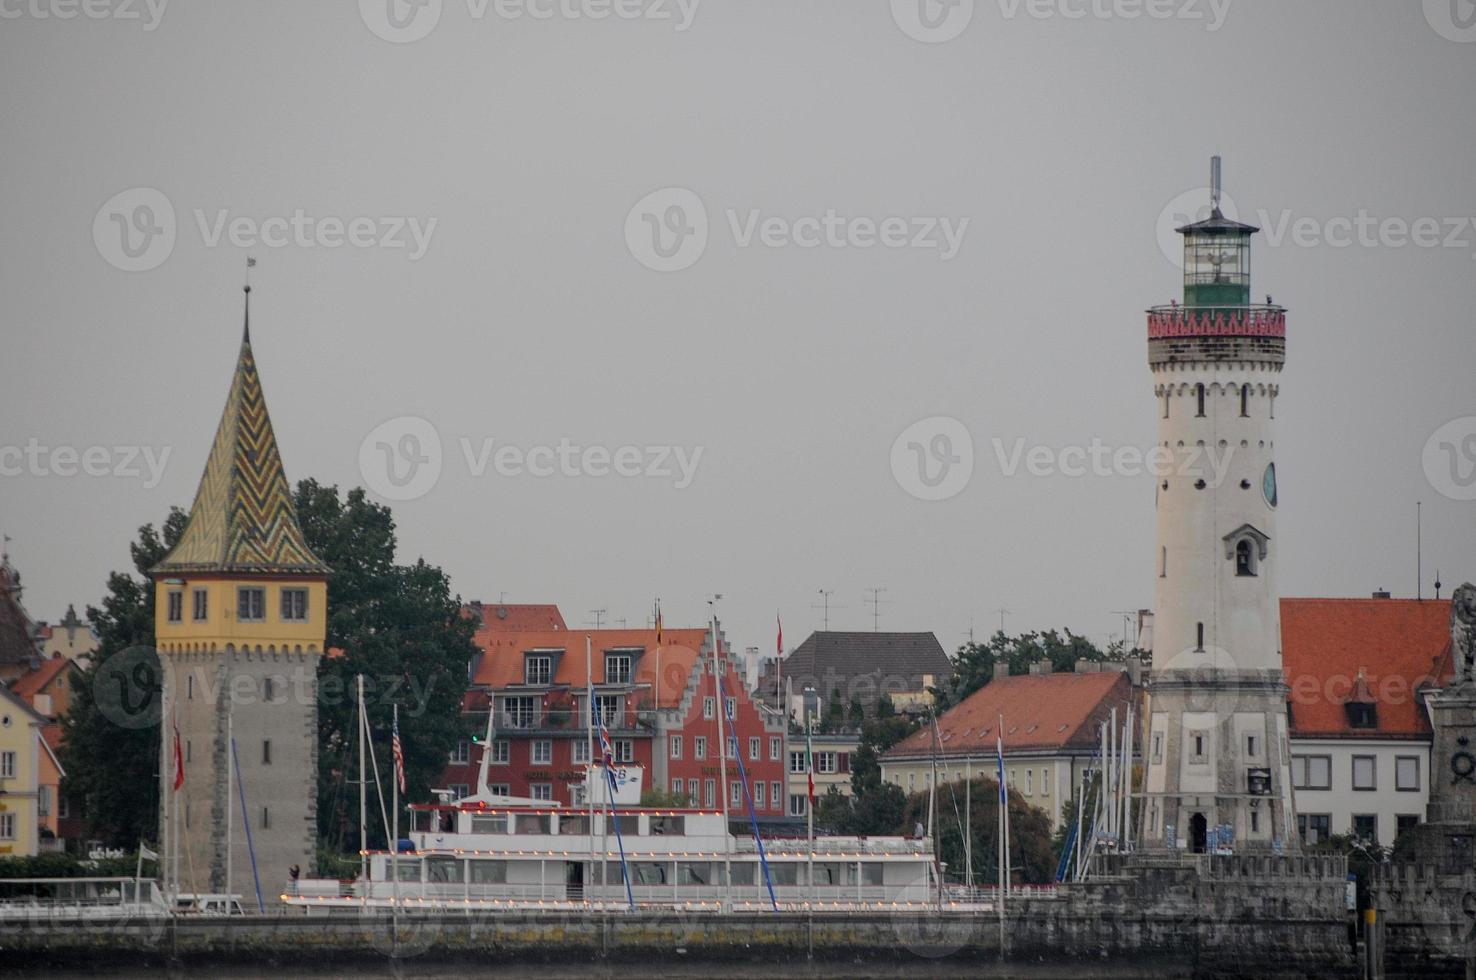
1147,304 -> 1286,367
1147,304 -> 1285,339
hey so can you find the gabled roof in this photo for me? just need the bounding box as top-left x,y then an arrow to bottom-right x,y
152,315 -> 329,577
471,626 -> 713,711
777,632 -> 953,698
468,603 -> 568,633
0,683 -> 48,726
10,654 -> 74,703
885,671 -> 1134,760
1281,597 -> 1453,740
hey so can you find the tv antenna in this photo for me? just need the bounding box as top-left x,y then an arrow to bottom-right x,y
1111,611 -> 1137,650
812,589 -> 843,631
863,587 -> 890,632
995,607 -> 1011,634
585,609 -> 607,629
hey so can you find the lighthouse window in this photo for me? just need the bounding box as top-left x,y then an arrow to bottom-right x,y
1195,384 -> 1206,417
1240,385 -> 1250,417
1196,623 -> 1205,651
1163,392 -> 1170,418
1235,539 -> 1257,577
1160,547 -> 1167,578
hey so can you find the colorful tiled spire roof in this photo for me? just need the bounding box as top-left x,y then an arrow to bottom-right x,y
152,291 -> 330,577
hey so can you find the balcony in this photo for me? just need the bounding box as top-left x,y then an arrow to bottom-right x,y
494,706 -> 649,734
1146,304 -> 1286,340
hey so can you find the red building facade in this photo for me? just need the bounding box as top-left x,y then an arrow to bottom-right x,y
440,605 -> 787,821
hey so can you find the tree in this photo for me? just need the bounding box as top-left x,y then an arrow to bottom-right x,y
296,480 -> 479,854
902,778 -> 1056,885
60,510 -> 188,847
847,697 -> 865,728
641,787 -> 693,807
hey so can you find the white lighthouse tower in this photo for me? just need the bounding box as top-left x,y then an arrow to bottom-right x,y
1139,159 -> 1298,854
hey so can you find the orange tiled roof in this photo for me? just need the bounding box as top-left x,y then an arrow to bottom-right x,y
11,654 -> 72,702
885,671 -> 1134,760
471,627 -> 711,711
469,603 -> 568,634
1282,597 -> 1452,739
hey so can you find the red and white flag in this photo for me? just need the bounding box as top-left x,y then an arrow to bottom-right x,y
776,614 -> 782,655
171,716 -> 185,791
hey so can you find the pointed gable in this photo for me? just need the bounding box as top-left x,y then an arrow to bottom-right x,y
153,324 -> 329,577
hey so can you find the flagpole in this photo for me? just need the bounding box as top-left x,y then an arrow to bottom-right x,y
709,604 -> 732,912
965,759 -> 972,892
586,634 -> 596,906
805,709 -> 815,911
391,703 -> 400,935
171,710 -> 179,901
358,675 -> 367,890
226,701 -> 234,908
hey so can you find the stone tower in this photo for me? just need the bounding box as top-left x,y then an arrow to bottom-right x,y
1138,160 -> 1298,854
152,287 -> 331,903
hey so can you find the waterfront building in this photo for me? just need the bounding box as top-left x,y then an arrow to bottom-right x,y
1138,163 -> 1299,852
441,615 -> 788,821
880,668 -> 1136,832
761,631 -> 952,721
151,290 -> 330,904
0,683 -> 55,857
1282,595 -> 1453,848
785,731 -> 861,818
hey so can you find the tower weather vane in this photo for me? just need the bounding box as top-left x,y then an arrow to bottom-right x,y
1210,154 -> 1222,212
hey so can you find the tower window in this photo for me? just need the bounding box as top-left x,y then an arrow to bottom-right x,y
186,674 -> 194,700
1196,622 -> 1205,651
1160,546 -> 1167,578
237,587 -> 265,622
1240,385 -> 1249,417
1235,539 -> 1257,577
261,806 -> 271,829
167,591 -> 184,623
1195,383 -> 1206,417
192,588 -> 208,622
1251,810 -> 1260,833
1163,392 -> 1170,418
262,739 -> 272,764
281,588 -> 308,622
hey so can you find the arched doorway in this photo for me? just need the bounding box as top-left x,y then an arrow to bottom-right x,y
1190,813 -> 1208,854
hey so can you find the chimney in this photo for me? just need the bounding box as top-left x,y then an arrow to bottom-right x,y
1075,659 -> 1100,674
1372,589 -> 1392,599
992,662 -> 1010,682
1029,661 -> 1050,676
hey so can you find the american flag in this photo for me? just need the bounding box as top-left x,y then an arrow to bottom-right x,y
392,716 -> 406,794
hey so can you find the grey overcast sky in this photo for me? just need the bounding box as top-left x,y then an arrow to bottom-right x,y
2,0 -> 1474,656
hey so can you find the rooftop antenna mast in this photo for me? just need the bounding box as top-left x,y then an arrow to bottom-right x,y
863,587 -> 890,632
1110,611 -> 1137,651
586,609 -> 607,629
1210,155 -> 1222,212
812,589 -> 842,631
996,608 -> 1012,635
1417,501 -> 1423,601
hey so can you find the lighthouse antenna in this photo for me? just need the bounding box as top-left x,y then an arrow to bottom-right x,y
1210,155 -> 1222,212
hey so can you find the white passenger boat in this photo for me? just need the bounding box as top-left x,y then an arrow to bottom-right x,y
284,794 -> 948,913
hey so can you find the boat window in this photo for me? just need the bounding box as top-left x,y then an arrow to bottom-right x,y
393,860 -> 421,882
601,814 -> 640,836
677,862 -> 712,886
649,815 -> 684,836
608,861 -> 669,885
847,863 -> 884,887
471,814 -> 508,834
813,863 -> 843,886
426,857 -> 463,884
514,814 -> 550,835
469,860 -> 507,884
726,863 -> 755,886
559,815 -> 591,835
767,864 -> 800,886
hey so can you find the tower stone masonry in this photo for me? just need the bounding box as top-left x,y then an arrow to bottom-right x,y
1138,162 -> 1299,854
152,290 -> 331,904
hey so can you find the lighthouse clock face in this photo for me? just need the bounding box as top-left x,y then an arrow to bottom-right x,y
1263,463 -> 1278,508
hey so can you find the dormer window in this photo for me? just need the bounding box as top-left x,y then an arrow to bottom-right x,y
1347,703 -> 1377,729
605,653 -> 633,685
525,655 -> 552,686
